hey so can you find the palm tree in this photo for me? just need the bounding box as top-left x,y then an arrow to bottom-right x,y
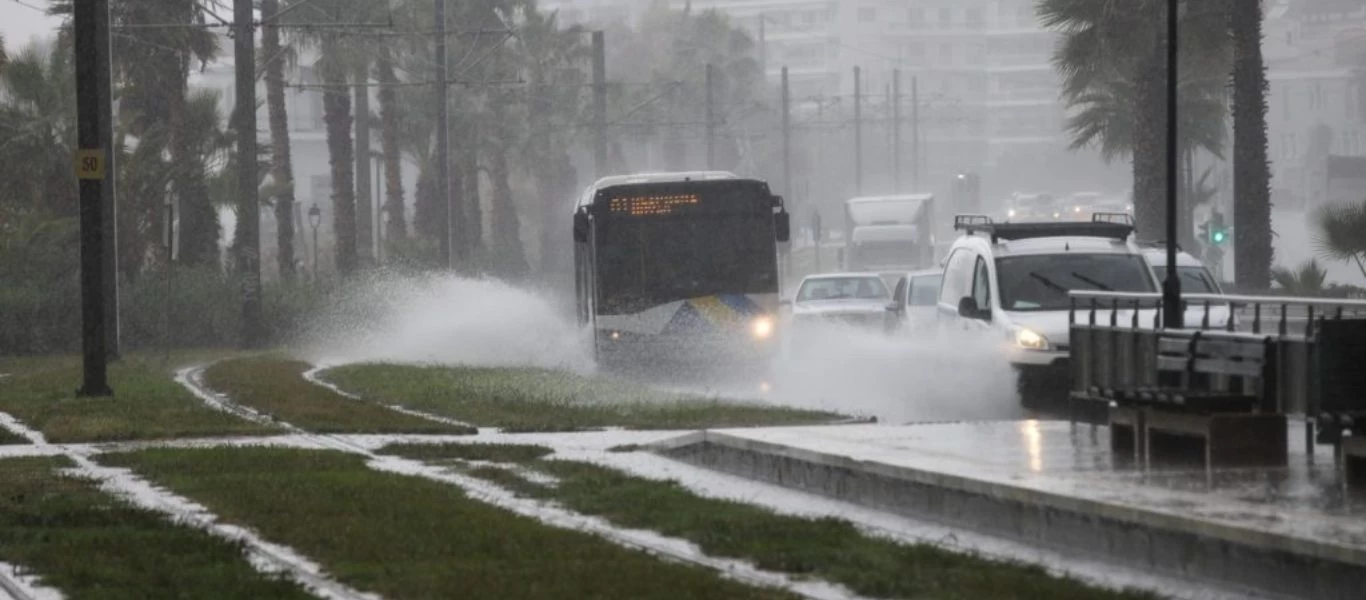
516,8 -> 587,275
1316,200 -> 1366,279
376,43 -> 406,245
176,89 -> 231,268
1038,0 -> 1230,241
1230,0 -> 1273,290
1271,259 -> 1328,296
260,0 -> 298,279
280,0 -> 375,275
0,43 -> 79,221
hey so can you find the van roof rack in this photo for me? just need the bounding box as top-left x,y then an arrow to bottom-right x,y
953,214 -> 1134,244
1091,212 -> 1133,225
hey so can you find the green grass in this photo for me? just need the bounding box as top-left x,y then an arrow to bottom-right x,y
416,451 -> 1161,600
0,428 -> 27,445
325,364 -> 848,431
0,356 -> 280,443
202,358 -> 476,435
379,442 -> 554,463
0,456 -> 311,599
101,447 -> 794,600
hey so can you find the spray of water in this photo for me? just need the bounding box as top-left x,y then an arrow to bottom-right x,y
769,324 -> 1022,424
296,272 -> 591,372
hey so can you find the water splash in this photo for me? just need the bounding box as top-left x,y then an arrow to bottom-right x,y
296,272 -> 591,372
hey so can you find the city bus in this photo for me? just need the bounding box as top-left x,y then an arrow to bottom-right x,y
572,172 -> 791,369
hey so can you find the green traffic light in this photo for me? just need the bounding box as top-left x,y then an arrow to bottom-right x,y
1212,230 -> 1226,244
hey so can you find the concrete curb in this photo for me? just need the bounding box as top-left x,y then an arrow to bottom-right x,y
657,430 -> 1366,600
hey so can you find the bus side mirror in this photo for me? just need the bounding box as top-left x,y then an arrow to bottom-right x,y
775,211 -> 791,243
573,211 -> 589,243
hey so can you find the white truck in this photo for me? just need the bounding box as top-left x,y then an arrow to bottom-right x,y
841,194 -> 936,274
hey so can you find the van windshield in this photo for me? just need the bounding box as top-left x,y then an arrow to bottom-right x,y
995,254 -> 1155,312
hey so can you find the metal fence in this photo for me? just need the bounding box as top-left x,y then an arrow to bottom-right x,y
1068,291 -> 1366,420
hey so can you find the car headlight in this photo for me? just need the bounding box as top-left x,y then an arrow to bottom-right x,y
1014,328 -> 1049,350
751,316 -> 775,340
1074,206 -> 1082,213
1007,209 -> 1017,219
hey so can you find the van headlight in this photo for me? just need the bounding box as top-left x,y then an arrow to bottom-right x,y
1014,328 -> 1050,350
751,316 -> 775,340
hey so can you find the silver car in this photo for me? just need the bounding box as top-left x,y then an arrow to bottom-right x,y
885,269 -> 942,334
785,274 -> 892,331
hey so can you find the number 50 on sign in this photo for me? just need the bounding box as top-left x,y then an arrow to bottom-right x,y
75,149 -> 106,180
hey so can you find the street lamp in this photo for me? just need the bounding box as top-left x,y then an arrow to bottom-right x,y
1162,0 -> 1183,328
308,203 -> 322,279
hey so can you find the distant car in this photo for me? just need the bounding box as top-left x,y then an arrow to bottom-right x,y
786,273 -> 892,331
1003,193 -> 1059,222
885,269 -> 943,334
1141,248 -> 1233,329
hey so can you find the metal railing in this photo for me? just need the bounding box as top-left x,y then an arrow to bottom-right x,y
1068,291 -> 1366,419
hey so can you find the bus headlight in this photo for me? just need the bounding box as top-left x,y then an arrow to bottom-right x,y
751,316 -> 775,340
1014,328 -> 1049,351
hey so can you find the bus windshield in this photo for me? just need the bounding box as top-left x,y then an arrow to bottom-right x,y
596,214 -> 777,315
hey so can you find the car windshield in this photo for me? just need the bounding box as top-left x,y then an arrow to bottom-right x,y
996,254 -> 1155,312
1160,266 -> 1220,294
798,277 -> 889,302
909,275 -> 941,306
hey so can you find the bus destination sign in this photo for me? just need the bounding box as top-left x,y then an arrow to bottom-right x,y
608,194 -> 700,217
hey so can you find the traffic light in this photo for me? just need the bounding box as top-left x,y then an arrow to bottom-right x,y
1201,211 -> 1230,246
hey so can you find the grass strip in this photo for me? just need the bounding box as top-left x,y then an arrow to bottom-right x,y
0,456 -> 310,599
102,447 -> 794,600
445,455 -> 1162,600
379,442 -> 553,463
326,364 -> 847,431
0,356 -> 279,443
0,428 -> 27,445
203,358 -> 475,435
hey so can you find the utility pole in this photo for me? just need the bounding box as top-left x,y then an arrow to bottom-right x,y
781,66 -> 791,199
234,0 -> 263,347
435,0 -> 452,268
73,0 -> 112,396
95,0 -> 119,360
705,63 -> 716,170
592,31 -> 608,178
854,66 -> 862,195
892,69 -> 902,190
758,15 -> 767,75
911,75 -> 920,190
355,65 -> 373,266
1162,0 -> 1183,328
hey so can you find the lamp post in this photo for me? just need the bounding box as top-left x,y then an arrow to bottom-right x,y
1162,0 -> 1183,329
308,204 -> 321,280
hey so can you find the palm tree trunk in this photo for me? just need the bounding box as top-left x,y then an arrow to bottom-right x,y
377,48 -> 406,244
1132,45 -> 1167,242
262,0 -> 296,279
460,121 -> 483,263
489,142 -> 526,277
1231,0 -> 1273,290
321,42 -> 358,275
354,60 -> 373,267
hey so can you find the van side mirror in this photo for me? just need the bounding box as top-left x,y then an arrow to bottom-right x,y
958,296 -> 984,320
572,211 -> 589,243
775,210 -> 791,243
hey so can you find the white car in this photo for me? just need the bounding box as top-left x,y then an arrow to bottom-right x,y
1142,248 -> 1233,329
938,217 -> 1160,404
885,269 -> 942,334
786,273 -> 892,331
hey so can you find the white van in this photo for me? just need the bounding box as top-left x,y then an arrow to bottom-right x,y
938,216 -> 1160,404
